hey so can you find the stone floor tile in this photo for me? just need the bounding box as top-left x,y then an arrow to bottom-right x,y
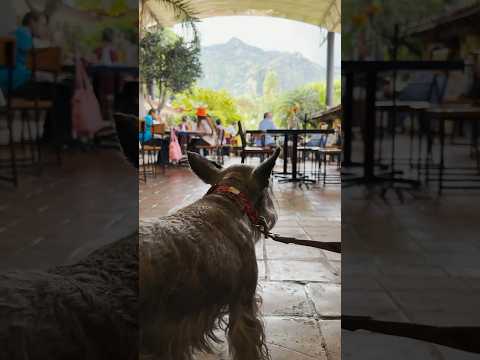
264,317 -> 327,360
318,320 -> 340,360
268,260 -> 339,283
306,283 -> 341,318
259,281 -> 313,317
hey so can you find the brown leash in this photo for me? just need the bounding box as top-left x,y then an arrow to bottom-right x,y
256,217 -> 341,254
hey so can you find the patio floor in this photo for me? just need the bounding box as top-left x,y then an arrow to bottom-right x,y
140,157 -> 341,360
342,130 -> 480,359
0,149 -> 138,270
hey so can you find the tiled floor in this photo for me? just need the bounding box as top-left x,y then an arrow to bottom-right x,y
342,130 -> 480,359
140,156 -> 341,360
0,149 -> 138,270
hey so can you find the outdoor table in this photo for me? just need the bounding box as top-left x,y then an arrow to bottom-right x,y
375,100 -> 432,179
247,129 -> 333,181
341,60 -> 464,185
425,104 -> 480,194
174,131 -> 204,166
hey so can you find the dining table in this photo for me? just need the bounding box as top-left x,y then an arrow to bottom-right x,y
246,129 -> 334,181
341,60 -> 465,186
425,104 -> 480,194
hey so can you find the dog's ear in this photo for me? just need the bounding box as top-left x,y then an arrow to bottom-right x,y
188,151 -> 221,185
252,147 -> 281,188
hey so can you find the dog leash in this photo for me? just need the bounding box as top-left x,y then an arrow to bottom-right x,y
256,217 -> 341,254
206,185 -> 341,254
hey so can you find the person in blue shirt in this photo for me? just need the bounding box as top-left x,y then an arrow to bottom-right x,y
140,109 -> 155,143
257,112 -> 277,146
0,11 -> 47,93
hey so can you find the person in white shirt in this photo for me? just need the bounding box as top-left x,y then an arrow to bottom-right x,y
257,112 -> 277,146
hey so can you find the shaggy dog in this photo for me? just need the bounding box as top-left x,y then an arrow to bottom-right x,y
140,148 -> 281,360
0,232 -> 138,360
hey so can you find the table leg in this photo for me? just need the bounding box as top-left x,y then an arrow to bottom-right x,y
292,134 -> 298,179
426,115 -> 432,185
417,111 -> 424,182
409,114 -> 415,169
473,120 -> 480,173
439,117 -> 445,196
283,134 -> 288,174
364,71 -> 377,180
343,72 -> 354,165
323,151 -> 327,186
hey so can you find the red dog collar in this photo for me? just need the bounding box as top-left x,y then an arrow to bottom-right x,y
206,184 -> 258,225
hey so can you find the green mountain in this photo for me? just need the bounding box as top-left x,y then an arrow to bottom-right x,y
198,37 -> 336,97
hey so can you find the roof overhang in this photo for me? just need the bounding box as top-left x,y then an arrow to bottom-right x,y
143,0 -> 341,33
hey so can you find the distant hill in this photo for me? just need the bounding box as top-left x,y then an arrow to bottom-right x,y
198,37 -> 339,97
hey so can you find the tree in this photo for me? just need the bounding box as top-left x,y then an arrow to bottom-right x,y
140,0 -> 199,42
173,88 -> 243,126
140,29 -> 202,112
263,69 -> 280,103
274,83 -> 328,128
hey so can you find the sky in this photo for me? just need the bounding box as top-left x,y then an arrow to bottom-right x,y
174,16 -> 341,67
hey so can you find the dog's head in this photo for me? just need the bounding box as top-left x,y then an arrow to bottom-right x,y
188,148 -> 281,231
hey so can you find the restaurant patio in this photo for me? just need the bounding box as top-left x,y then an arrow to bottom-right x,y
138,1 -> 341,358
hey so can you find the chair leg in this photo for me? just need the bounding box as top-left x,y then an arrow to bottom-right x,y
33,106 -> 41,174
26,113 -> 36,166
323,152 -> 327,186
7,110 -> 18,187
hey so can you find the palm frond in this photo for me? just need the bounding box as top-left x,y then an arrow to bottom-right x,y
141,0 -> 199,44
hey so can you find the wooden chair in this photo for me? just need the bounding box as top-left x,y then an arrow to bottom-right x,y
237,121 -> 274,164
196,127 -> 227,164
12,47 -> 63,170
318,132 -> 342,185
138,119 -> 149,182
149,123 -> 166,174
139,120 -> 163,178
0,37 -> 18,186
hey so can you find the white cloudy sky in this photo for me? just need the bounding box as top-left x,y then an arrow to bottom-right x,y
174,16 -> 341,67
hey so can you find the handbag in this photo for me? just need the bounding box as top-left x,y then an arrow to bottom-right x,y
71,58 -> 106,138
169,129 -> 182,162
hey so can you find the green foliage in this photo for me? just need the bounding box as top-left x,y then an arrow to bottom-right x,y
263,69 -> 280,102
173,88 -> 243,125
171,80 -> 340,130
140,29 -> 202,110
274,84 -> 324,128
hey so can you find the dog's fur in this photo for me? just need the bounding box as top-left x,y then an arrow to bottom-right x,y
0,233 -> 138,360
140,149 -> 280,360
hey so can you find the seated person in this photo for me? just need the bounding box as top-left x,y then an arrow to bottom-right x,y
178,116 -> 191,132
188,108 -> 216,155
306,133 -> 327,148
140,109 -> 169,164
256,112 -> 277,146
214,118 -> 225,142
139,109 -> 155,143
0,11 -> 45,93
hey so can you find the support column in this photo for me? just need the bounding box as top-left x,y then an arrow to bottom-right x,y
326,31 -> 335,108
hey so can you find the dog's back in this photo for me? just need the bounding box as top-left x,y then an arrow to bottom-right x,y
140,195 -> 259,358
140,149 -> 280,360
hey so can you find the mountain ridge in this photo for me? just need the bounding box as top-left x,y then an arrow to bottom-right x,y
198,37 -> 338,97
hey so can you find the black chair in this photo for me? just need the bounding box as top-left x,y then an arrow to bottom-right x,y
237,121 -> 274,164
